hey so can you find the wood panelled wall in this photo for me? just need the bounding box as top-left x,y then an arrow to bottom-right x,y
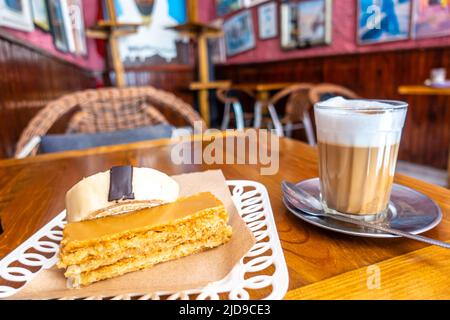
0,32 -> 98,159
216,47 -> 450,169
123,64 -> 195,107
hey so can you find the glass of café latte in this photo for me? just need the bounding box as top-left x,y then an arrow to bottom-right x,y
314,97 -> 408,221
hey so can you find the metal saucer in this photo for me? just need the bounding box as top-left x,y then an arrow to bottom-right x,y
283,178 -> 442,238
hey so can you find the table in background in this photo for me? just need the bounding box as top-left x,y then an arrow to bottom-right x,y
1,134 -> 450,299
399,84 -> 450,186
232,82 -> 297,128
398,85 -> 450,96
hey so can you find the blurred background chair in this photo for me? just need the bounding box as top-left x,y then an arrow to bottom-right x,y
216,88 -> 256,130
265,83 -> 316,145
15,86 -> 205,157
309,83 -> 360,104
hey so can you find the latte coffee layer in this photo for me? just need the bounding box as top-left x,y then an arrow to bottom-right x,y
315,97 -> 407,217
318,142 -> 399,215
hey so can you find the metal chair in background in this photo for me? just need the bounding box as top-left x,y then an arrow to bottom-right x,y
266,83 -> 316,145
216,88 -> 256,130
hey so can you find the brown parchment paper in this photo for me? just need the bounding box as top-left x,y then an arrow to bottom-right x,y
12,170 -> 256,299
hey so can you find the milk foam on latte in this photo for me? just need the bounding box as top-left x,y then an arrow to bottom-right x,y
315,97 -> 406,147
315,97 -> 407,216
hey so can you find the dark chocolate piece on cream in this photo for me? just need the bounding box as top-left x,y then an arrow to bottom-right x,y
108,166 -> 135,202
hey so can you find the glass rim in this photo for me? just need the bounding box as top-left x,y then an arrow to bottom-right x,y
314,99 -> 408,111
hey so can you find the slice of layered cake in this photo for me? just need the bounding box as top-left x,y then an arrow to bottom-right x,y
58,166 -> 232,288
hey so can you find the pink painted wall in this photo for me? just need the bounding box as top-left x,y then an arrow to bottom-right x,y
1,0 -> 105,71
199,0 -> 450,65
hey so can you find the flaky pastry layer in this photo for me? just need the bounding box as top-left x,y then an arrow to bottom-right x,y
68,228 -> 232,287
62,218 -> 228,274
58,209 -> 227,267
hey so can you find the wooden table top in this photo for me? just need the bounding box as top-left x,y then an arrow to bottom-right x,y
398,85 -> 450,96
1,133 -> 449,299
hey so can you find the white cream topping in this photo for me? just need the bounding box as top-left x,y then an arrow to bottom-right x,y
315,97 -> 407,147
65,167 -> 179,222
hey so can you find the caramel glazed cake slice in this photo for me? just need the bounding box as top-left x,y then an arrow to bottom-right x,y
58,166 -> 232,288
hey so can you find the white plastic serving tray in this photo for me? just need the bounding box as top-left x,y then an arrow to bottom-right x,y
0,180 -> 289,300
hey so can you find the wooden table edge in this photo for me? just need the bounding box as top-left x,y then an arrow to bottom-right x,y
0,131 -> 249,168
398,85 -> 450,96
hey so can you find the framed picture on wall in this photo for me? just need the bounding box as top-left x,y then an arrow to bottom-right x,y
216,0 -> 242,16
31,0 -> 50,31
0,0 -> 35,32
117,0 -> 187,64
67,0 -> 87,56
281,0 -> 332,50
258,1 -> 277,39
280,1 -> 299,49
102,0 -> 146,23
297,0 -> 332,47
244,0 -> 269,7
223,10 -> 256,56
47,0 -> 75,53
413,0 -> 450,39
208,18 -> 227,64
209,36 -> 227,64
357,0 -> 412,45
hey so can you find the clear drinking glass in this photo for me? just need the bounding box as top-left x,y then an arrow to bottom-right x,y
314,98 -> 408,221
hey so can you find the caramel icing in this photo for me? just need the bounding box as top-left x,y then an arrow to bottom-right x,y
63,192 -> 224,242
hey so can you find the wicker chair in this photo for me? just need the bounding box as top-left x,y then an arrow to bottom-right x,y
15,86 -> 205,157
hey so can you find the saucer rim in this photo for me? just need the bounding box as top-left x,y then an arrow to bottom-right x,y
283,178 -> 443,239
